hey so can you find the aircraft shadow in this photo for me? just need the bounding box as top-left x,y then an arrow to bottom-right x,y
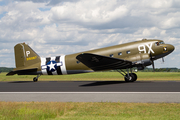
8,81 -> 33,83
80,81 -> 127,87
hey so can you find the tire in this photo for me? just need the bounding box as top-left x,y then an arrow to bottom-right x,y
124,73 -> 136,82
33,77 -> 38,82
132,73 -> 137,81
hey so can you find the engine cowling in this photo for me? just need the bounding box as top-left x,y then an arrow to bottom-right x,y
125,53 -> 152,70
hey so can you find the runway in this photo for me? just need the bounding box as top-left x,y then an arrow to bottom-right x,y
0,81 -> 180,102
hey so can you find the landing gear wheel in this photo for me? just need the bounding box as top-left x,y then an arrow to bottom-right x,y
124,73 -> 136,82
117,69 -> 138,82
33,74 -> 41,82
33,77 -> 38,82
132,73 -> 137,81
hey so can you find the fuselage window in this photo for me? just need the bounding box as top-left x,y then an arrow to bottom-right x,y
126,50 -> 130,54
118,52 -> 122,55
76,61 -> 81,64
109,54 -> 114,57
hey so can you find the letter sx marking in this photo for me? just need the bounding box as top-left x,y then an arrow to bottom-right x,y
138,43 -> 154,54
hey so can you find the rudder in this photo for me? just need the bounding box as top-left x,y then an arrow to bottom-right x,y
14,43 -> 41,70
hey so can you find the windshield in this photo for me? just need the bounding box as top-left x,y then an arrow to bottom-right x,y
155,41 -> 165,46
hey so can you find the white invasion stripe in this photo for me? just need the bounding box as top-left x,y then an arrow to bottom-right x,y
0,92 -> 180,94
57,62 -> 62,66
60,55 -> 67,75
41,66 -> 47,69
51,57 -> 56,61
41,58 -> 47,75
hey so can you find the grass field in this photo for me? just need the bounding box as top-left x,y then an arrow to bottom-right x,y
1,72 -> 180,119
0,72 -> 180,81
0,102 -> 180,120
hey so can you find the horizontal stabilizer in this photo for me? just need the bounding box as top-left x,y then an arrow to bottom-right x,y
6,68 -> 38,76
6,71 -> 16,76
76,53 -> 132,71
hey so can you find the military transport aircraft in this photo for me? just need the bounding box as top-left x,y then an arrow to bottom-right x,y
7,39 -> 174,82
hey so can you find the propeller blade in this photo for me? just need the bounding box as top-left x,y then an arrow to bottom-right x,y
150,53 -> 155,72
162,57 -> 164,63
152,60 -> 155,71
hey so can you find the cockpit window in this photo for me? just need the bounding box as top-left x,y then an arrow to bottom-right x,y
155,41 -> 165,46
155,42 -> 159,46
159,41 -> 165,44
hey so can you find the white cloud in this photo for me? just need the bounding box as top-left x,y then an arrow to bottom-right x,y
50,0 -> 128,25
0,0 -> 180,68
160,12 -> 180,29
148,0 -> 173,8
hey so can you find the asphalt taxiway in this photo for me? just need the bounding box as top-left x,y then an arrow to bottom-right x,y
0,81 -> 180,102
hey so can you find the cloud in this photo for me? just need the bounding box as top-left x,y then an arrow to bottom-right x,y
160,12 -> 180,29
16,0 -> 50,3
50,0 -> 128,26
16,0 -> 80,5
0,0 -> 180,68
47,0 -> 80,6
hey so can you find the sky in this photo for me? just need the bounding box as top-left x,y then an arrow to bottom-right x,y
0,0 -> 180,68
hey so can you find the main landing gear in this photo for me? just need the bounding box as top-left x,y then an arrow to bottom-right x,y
117,69 -> 137,82
33,74 -> 41,82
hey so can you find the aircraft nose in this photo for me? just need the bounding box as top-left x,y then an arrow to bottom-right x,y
166,44 -> 175,53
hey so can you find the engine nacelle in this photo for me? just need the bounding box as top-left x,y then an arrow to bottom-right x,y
126,53 -> 152,68
138,58 -> 152,66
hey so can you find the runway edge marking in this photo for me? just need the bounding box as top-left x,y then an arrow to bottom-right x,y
0,92 -> 180,94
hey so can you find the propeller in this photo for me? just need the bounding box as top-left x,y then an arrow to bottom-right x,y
150,53 -> 155,71
162,57 -> 164,63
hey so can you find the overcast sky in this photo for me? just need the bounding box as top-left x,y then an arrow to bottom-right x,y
0,0 -> 180,68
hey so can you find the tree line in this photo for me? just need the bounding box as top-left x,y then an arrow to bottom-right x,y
0,67 -> 14,72
141,68 -> 180,72
108,68 -> 180,72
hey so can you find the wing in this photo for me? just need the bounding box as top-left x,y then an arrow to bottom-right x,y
76,53 -> 132,71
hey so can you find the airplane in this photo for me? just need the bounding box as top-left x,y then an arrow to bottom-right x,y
6,39 -> 174,82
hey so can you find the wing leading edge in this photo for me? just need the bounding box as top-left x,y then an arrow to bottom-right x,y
76,53 -> 132,71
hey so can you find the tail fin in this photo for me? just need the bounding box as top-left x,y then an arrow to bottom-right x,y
7,43 -> 41,76
14,43 -> 41,70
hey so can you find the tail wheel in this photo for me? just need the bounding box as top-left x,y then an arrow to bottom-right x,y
33,77 -> 38,82
124,73 -> 137,82
33,74 -> 41,82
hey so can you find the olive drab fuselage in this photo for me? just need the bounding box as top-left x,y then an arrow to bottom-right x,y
65,39 -> 174,74
7,39 -> 175,82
